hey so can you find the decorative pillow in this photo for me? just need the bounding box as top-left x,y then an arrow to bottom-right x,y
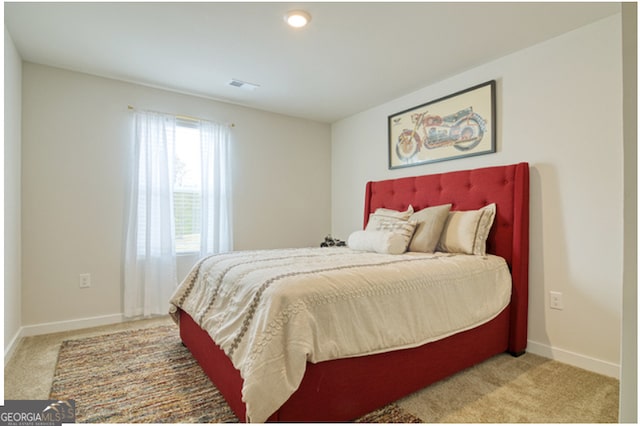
365,206 -> 413,230
348,230 -> 411,255
372,205 -> 414,220
366,215 -> 416,237
437,203 -> 496,255
407,204 -> 452,253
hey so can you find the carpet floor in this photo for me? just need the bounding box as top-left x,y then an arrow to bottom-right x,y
398,348 -> 619,423
6,317 -> 619,423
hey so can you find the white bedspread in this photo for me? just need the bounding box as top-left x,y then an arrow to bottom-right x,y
169,247 -> 511,422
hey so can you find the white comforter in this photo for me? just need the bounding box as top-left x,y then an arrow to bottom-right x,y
169,247 -> 511,422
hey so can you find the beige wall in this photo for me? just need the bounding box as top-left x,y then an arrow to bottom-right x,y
331,15 -> 624,377
620,3 -> 637,422
21,64 -> 331,326
4,28 -> 23,355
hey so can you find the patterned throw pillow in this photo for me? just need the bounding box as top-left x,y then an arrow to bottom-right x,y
365,216 -> 417,251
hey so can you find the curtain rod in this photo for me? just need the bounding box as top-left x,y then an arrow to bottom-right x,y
127,105 -> 235,128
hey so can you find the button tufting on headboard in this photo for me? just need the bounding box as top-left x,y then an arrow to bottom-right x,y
363,162 -> 529,355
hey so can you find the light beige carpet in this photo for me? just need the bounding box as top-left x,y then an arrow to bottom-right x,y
5,316 -> 619,423
398,350 -> 619,422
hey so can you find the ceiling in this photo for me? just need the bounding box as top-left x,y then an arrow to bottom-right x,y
5,2 -> 620,123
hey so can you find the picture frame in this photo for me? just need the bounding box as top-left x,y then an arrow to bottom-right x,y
388,80 -> 496,169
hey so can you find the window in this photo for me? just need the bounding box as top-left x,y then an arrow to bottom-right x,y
125,108 -> 232,317
173,120 -> 202,254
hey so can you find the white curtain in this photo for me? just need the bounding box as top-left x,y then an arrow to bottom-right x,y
124,110 -> 178,317
123,109 -> 233,318
200,120 -> 233,256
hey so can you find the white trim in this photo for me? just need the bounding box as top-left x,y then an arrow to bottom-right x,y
5,317 -> 622,380
4,328 -> 24,367
20,313 -> 125,338
4,313 -> 164,366
527,339 -> 620,379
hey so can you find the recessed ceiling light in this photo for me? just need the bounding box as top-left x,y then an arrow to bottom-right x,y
284,10 -> 311,28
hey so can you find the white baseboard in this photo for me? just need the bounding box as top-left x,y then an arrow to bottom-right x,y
4,313 -> 127,366
4,328 -> 24,367
20,313 -> 126,337
527,339 -> 620,379
4,317 -> 621,381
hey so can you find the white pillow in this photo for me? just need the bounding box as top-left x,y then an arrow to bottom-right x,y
437,203 -> 496,255
408,204 -> 452,253
348,230 -> 409,255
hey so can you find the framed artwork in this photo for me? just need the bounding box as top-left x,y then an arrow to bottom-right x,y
388,80 -> 496,169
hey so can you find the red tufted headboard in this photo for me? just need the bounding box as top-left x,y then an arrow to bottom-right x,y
363,162 -> 530,355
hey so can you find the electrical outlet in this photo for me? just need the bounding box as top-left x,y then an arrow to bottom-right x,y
79,273 -> 91,289
550,291 -> 563,310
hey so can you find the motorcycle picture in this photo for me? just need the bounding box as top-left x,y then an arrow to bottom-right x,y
395,107 -> 488,162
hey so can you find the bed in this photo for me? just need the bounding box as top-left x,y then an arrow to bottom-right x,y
170,162 -> 529,422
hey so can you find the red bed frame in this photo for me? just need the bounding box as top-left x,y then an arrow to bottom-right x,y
179,162 -> 530,422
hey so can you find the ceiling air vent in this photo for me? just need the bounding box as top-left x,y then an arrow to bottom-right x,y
227,79 -> 260,91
